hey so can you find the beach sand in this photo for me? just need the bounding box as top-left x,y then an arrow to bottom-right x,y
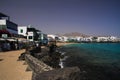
0,50 -> 32,80
56,42 -> 75,46
0,43 -> 74,80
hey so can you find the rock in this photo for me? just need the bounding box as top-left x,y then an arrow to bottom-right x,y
18,52 -> 26,61
32,67 -> 81,80
25,54 -> 53,73
25,53 -> 81,80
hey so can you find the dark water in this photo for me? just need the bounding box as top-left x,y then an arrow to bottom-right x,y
61,43 -> 120,80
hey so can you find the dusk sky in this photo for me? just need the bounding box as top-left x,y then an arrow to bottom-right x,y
0,0 -> 120,37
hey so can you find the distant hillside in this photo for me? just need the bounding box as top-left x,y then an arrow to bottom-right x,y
63,32 -> 89,37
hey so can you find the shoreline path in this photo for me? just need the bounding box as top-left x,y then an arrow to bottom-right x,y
0,50 -> 32,80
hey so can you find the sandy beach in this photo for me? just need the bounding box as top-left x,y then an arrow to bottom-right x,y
56,42 -> 75,46
0,50 -> 32,80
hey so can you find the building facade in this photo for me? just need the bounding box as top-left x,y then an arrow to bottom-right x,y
18,26 -> 27,36
18,26 -> 47,42
0,13 -> 18,38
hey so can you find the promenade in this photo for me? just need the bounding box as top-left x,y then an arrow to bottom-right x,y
0,50 -> 32,80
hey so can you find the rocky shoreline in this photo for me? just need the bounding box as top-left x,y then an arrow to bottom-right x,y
18,43 -> 81,80
25,54 -> 80,80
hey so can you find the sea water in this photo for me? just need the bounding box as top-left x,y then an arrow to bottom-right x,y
61,43 -> 120,80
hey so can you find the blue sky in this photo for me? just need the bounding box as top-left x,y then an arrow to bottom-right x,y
0,0 -> 120,37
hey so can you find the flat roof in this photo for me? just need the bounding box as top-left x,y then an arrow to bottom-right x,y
0,13 -> 8,17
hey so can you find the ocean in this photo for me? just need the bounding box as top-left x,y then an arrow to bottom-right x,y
61,43 -> 120,80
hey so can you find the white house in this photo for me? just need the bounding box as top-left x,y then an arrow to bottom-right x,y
18,26 -> 35,41
97,37 -> 109,42
60,36 -> 68,42
18,26 -> 27,36
110,36 -> 117,41
47,34 -> 57,41
27,32 -> 34,41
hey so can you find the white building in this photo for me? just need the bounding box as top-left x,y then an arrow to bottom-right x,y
47,34 -> 58,41
97,37 -> 109,42
18,26 -> 46,42
110,36 -> 117,41
18,26 -> 35,41
27,32 -> 34,41
18,26 -> 27,36
61,36 -> 68,42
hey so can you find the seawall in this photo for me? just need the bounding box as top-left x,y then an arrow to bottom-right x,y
25,54 -> 81,80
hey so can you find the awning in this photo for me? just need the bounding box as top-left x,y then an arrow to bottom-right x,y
18,38 -> 28,42
7,39 -> 16,41
0,30 -> 11,34
0,38 -> 5,41
0,30 -> 11,37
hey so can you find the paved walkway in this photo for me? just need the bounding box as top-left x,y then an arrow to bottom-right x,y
0,50 -> 32,80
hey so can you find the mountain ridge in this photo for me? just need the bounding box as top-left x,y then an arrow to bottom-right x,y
56,32 -> 89,37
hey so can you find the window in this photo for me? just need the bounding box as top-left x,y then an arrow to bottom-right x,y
20,29 -> 23,33
0,25 -> 6,30
28,36 -> 33,39
2,34 -> 8,38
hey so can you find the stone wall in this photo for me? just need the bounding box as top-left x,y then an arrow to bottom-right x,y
25,54 -> 81,80
25,54 -> 53,73
32,67 -> 81,80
